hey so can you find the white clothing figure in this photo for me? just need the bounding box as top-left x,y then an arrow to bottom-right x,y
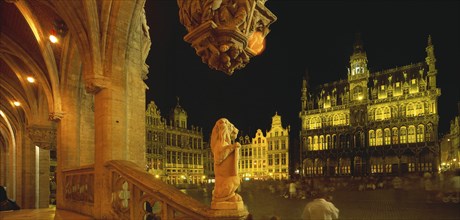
301,194 -> 339,220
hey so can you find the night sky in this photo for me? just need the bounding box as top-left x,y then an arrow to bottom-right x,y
144,0 -> 460,147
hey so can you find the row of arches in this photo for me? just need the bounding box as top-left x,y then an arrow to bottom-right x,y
303,123 -> 435,151
303,154 -> 434,176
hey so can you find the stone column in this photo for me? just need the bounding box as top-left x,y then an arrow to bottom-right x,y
27,125 -> 56,208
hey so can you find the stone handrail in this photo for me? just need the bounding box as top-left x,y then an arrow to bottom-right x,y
105,160 -> 248,220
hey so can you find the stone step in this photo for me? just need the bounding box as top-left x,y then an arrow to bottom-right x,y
0,207 -> 93,220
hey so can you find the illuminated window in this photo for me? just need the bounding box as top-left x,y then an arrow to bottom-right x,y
400,127 -> 407,143
392,127 -> 399,144
408,126 -> 416,143
313,136 -> 319,150
325,135 -> 331,149
406,104 -> 415,117
383,107 -> 391,120
307,137 -> 312,151
384,128 -> 391,145
417,124 -> 425,142
369,130 -> 376,146
376,129 -> 383,146
319,136 -> 324,150
376,108 -> 383,121
416,103 -> 424,116
426,124 -> 433,142
411,79 -> 416,84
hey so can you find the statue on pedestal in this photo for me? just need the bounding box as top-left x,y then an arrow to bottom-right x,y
210,118 -> 244,210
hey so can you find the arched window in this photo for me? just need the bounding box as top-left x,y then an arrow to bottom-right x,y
400,127 -> 407,144
307,137 -> 312,151
332,134 -> 337,149
384,107 -> 391,120
426,123 -> 433,142
416,102 -> 424,116
392,127 -> 399,144
408,126 -> 416,143
406,103 -> 415,117
369,130 -> 376,146
313,136 -> 319,150
319,135 -> 324,150
376,108 -> 383,120
326,135 -> 331,149
376,129 -> 383,146
384,128 -> 391,145
417,124 -> 425,142
333,114 -> 340,126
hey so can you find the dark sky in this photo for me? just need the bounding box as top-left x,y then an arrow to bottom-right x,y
145,0 -> 460,144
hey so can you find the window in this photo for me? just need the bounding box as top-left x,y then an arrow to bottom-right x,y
384,107 -> 391,120
417,124 -> 425,142
369,130 -> 376,146
384,128 -> 391,145
408,126 -> 416,143
376,129 -> 383,146
400,127 -> 407,144
406,104 -> 415,117
392,127 -> 399,144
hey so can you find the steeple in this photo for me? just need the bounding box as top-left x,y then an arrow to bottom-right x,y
301,69 -> 309,111
425,35 -> 437,88
348,33 -> 370,102
169,96 -> 188,128
349,33 -> 369,79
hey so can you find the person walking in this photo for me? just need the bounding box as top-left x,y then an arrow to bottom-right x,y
301,192 -> 339,220
0,186 -> 20,211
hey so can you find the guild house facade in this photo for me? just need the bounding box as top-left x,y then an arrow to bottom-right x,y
299,34 -> 440,177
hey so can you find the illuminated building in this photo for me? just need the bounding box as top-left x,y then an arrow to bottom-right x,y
440,102 -> 460,171
145,99 -> 207,185
299,34 -> 441,177
239,112 -> 290,180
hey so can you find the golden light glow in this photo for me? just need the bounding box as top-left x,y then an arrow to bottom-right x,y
49,34 -> 58,43
13,101 -> 21,106
358,96 -> 363,100
0,110 -> 4,117
27,76 -> 35,83
248,31 -> 266,55
154,175 -> 159,178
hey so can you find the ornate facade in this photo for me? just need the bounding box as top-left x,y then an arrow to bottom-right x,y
145,99 -> 208,185
299,34 -> 441,177
440,102 -> 460,171
238,112 -> 290,180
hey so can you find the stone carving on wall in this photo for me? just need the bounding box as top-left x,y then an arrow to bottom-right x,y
177,0 -> 276,75
64,173 -> 94,203
27,125 -> 57,150
210,118 -> 244,210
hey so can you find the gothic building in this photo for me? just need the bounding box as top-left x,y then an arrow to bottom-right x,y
145,99 -> 207,185
238,112 -> 290,180
299,35 -> 440,177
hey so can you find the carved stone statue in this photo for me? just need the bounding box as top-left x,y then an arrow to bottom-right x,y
210,118 -> 244,210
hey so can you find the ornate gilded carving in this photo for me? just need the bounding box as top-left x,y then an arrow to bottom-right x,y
27,126 -> 57,150
177,0 -> 276,75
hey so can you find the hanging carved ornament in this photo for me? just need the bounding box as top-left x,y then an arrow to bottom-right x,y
177,0 -> 277,75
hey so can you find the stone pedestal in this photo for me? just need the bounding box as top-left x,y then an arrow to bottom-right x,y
211,200 -> 245,210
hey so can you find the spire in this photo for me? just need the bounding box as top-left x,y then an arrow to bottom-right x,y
176,96 -> 181,107
425,35 -> 437,88
353,33 -> 364,54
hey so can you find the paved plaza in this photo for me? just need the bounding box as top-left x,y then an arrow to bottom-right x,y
186,183 -> 460,220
